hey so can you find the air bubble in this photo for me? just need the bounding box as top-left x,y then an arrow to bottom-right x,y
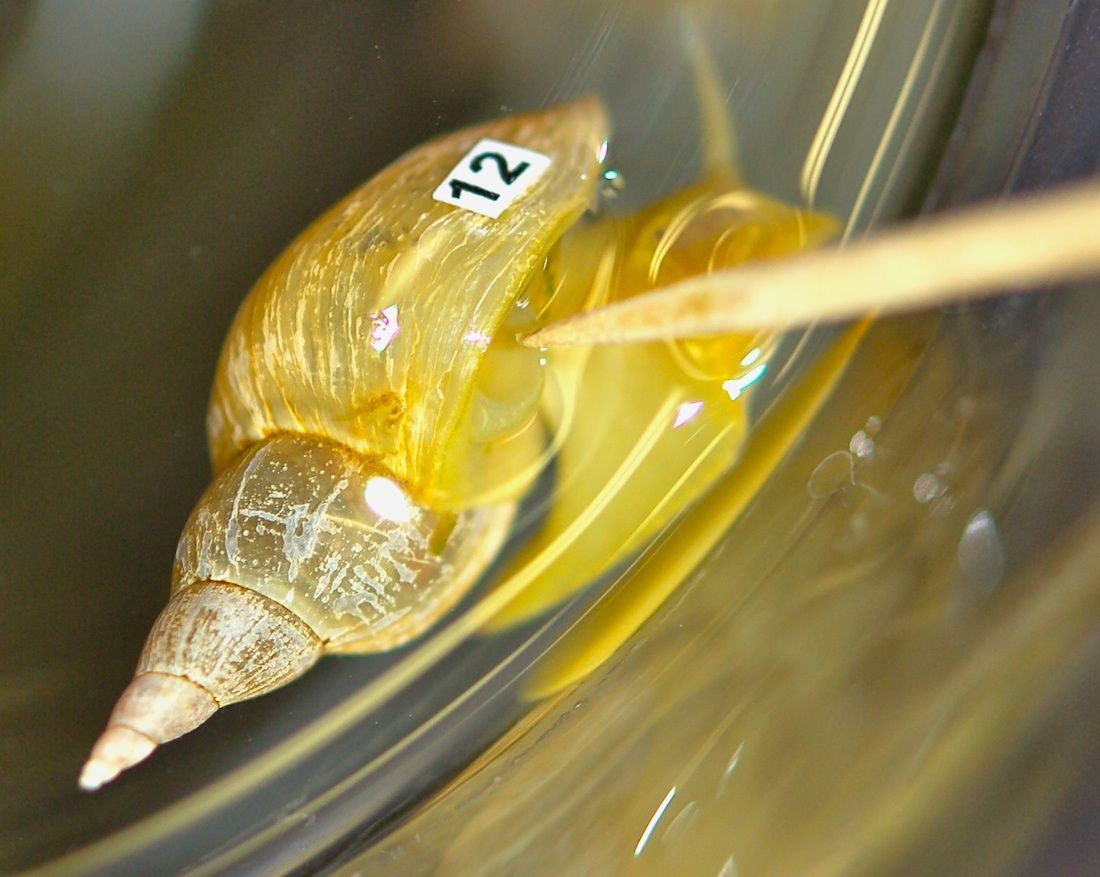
849,430 -> 875,459
913,473 -> 945,504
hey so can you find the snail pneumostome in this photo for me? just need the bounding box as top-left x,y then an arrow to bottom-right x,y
80,83 -> 838,791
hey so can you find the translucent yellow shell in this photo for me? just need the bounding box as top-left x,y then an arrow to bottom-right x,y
82,88 -> 839,791
487,180 -> 838,629
171,433 -> 515,651
207,98 -> 609,508
80,100 -> 611,790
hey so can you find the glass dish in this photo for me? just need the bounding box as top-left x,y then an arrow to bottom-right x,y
4,2 -> 1098,874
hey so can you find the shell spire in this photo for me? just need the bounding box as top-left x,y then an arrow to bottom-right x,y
80,581 -> 323,790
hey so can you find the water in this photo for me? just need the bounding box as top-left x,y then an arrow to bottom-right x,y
340,292 -> 1100,874
16,2 -> 1100,875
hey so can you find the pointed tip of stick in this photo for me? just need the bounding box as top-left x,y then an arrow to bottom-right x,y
522,179 -> 1100,349
521,284 -> 717,349
520,316 -> 612,350
519,329 -> 550,349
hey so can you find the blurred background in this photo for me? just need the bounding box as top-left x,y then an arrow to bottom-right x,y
2,1 -> 1100,874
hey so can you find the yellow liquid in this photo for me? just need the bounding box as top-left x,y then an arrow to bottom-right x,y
341,295 -> 1100,876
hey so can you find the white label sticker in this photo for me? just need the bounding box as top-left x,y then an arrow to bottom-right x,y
432,138 -> 552,219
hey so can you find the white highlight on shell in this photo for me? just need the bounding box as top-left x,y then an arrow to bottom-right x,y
364,476 -> 414,523
721,363 -> 766,401
673,400 -> 704,428
463,329 -> 493,349
369,304 -> 400,352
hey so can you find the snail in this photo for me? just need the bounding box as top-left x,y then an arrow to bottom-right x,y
80,81 -> 838,790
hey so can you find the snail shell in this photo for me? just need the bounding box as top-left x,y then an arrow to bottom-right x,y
80,99 -> 609,790
81,81 -> 837,790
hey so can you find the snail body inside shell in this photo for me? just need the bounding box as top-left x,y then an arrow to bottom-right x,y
81,90 -> 837,790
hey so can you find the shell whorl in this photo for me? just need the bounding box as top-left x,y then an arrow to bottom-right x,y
173,432 -> 516,650
206,97 -> 609,508
81,434 -> 516,789
80,582 -> 321,790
